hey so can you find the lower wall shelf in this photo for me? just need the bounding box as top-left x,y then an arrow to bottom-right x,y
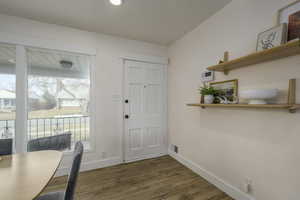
186,103 -> 300,113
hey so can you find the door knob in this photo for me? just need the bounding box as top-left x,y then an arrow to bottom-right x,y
124,115 -> 130,119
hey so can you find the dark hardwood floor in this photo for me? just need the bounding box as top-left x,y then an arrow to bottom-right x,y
45,156 -> 233,200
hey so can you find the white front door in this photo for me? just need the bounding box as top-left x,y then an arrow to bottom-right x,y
124,60 -> 166,162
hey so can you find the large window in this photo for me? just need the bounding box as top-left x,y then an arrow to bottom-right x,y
27,48 -> 91,150
0,43 -> 93,154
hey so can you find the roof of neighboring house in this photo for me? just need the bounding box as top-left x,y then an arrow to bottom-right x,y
0,90 -> 39,100
56,89 -> 75,99
0,90 -> 15,99
28,92 -> 40,100
56,85 -> 89,100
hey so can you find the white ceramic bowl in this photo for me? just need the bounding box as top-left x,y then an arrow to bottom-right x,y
240,89 -> 279,104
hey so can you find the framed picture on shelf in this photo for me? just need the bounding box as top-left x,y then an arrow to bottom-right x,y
210,79 -> 238,103
256,24 -> 287,51
278,0 -> 300,42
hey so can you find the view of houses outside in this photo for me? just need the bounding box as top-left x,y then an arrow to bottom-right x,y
0,74 -> 16,140
0,74 -> 90,145
27,76 -> 90,144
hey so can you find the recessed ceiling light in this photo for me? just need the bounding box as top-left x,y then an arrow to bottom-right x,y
110,0 -> 123,6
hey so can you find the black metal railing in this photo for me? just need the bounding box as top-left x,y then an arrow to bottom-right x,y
0,116 -> 90,144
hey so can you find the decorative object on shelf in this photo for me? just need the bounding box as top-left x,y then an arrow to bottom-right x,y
256,24 -> 287,51
201,70 -> 214,82
278,0 -> 300,42
210,79 -> 238,104
216,96 -> 238,104
204,95 -> 214,104
240,89 -> 279,104
216,96 -> 228,104
287,11 -> 300,41
199,84 -> 218,104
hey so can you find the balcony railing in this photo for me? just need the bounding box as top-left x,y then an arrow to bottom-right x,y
0,116 -> 90,144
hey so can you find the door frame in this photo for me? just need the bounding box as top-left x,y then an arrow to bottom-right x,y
120,54 -> 168,163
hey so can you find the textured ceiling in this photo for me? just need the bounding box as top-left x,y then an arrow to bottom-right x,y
0,0 -> 231,45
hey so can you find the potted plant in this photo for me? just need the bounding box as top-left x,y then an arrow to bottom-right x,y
199,84 -> 218,104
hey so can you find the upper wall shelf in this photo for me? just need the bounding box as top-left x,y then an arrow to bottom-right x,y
207,40 -> 300,74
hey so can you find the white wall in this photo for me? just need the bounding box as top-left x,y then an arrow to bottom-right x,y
168,0 -> 300,200
0,14 -> 167,172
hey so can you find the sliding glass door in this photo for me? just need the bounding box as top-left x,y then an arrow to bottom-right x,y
0,43 -> 92,154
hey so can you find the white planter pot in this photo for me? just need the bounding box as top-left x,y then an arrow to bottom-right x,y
204,95 -> 214,104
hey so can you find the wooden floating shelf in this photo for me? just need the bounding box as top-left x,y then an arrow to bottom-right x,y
186,104 -> 300,113
207,40 -> 300,74
188,79 -> 298,113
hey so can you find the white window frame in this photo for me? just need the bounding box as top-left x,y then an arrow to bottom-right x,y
0,38 -> 96,154
15,45 -> 28,153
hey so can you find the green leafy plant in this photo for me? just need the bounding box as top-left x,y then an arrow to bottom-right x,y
199,85 -> 218,96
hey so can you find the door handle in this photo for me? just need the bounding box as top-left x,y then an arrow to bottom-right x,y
124,115 -> 130,119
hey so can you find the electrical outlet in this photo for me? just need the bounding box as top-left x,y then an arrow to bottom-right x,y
242,178 -> 253,194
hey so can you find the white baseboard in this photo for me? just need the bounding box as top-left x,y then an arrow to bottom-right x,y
125,151 -> 167,163
168,150 -> 255,200
55,156 -> 122,177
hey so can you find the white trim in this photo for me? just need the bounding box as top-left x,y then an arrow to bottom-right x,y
168,150 -> 255,200
124,152 -> 167,163
0,32 -> 96,56
15,45 -> 28,153
121,54 -> 169,65
162,64 -> 168,154
121,58 -> 126,162
88,55 -> 97,153
55,157 -> 122,177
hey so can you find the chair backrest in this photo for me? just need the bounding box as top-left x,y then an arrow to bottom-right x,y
65,141 -> 83,200
27,132 -> 72,152
0,138 -> 13,155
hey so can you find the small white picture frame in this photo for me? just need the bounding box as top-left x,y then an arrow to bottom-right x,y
256,24 -> 287,51
201,70 -> 214,82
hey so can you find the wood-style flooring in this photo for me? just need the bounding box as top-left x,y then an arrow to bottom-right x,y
45,156 -> 234,200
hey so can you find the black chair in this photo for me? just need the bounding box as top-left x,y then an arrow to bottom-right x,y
0,138 -> 13,155
27,132 -> 72,152
35,141 -> 84,200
